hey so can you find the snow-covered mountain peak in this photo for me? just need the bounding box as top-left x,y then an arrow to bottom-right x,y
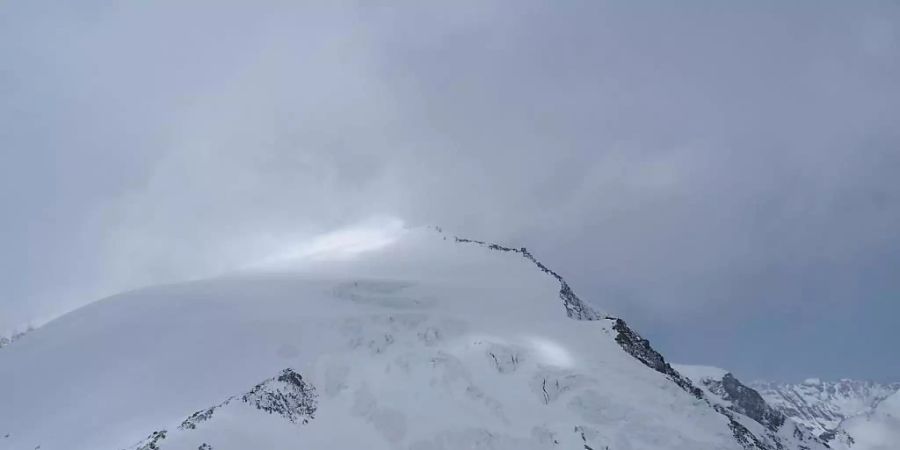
0,228 -> 827,450
128,368 -> 318,450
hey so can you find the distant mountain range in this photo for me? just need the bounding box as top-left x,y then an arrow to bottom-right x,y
674,365 -> 899,450
753,378 -> 900,449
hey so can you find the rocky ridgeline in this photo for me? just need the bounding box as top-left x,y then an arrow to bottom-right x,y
0,326 -> 34,349
452,236 -> 602,321
705,373 -> 786,432
450,232 -> 826,450
242,368 -> 317,425
607,318 -> 703,399
130,368 -> 317,450
606,317 -> 808,450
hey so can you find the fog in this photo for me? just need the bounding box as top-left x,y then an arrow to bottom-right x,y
2,1 -> 898,381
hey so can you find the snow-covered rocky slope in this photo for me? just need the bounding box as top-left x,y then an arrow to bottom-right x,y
674,365 -> 826,450
675,366 -> 900,450
0,228 -> 827,450
0,327 -> 32,349
751,378 -> 900,449
840,390 -> 900,450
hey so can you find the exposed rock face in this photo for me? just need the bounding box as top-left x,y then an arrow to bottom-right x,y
607,318 -> 704,399
131,369 -> 317,450
179,408 -> 215,431
134,430 -> 167,450
0,326 -> 33,349
709,374 -> 786,432
676,366 -> 828,450
455,232 -> 824,450
242,369 -> 317,424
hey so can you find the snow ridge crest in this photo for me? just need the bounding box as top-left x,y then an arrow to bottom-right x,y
129,368 -> 317,450
447,230 -> 825,450
450,235 -> 603,321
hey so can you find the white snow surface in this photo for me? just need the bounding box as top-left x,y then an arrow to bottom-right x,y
2,228 -> 758,449
673,365 -> 829,450
673,365 -> 730,384
841,391 -> 900,450
752,378 -> 900,449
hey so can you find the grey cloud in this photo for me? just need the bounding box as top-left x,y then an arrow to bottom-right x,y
1,1 -> 899,381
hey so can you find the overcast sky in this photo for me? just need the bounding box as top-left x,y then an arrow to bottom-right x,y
2,1 -> 898,382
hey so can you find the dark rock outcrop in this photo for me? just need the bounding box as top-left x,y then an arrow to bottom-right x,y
243,368 -> 317,424
130,368 -> 316,450
0,326 -> 34,349
445,230 -> 829,450
713,374 -> 786,432
449,231 -> 822,450
607,317 -> 704,399
179,406 -> 216,430
134,430 -> 166,450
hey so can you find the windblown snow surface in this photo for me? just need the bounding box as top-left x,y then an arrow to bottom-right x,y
0,228 -> 827,450
841,391 -> 900,450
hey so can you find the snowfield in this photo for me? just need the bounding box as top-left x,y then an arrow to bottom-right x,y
0,228 -> 825,450
841,391 -> 900,450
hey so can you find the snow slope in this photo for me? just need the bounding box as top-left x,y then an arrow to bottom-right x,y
675,365 -> 827,450
841,391 -> 900,450
0,228 -> 824,450
0,327 -> 32,349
